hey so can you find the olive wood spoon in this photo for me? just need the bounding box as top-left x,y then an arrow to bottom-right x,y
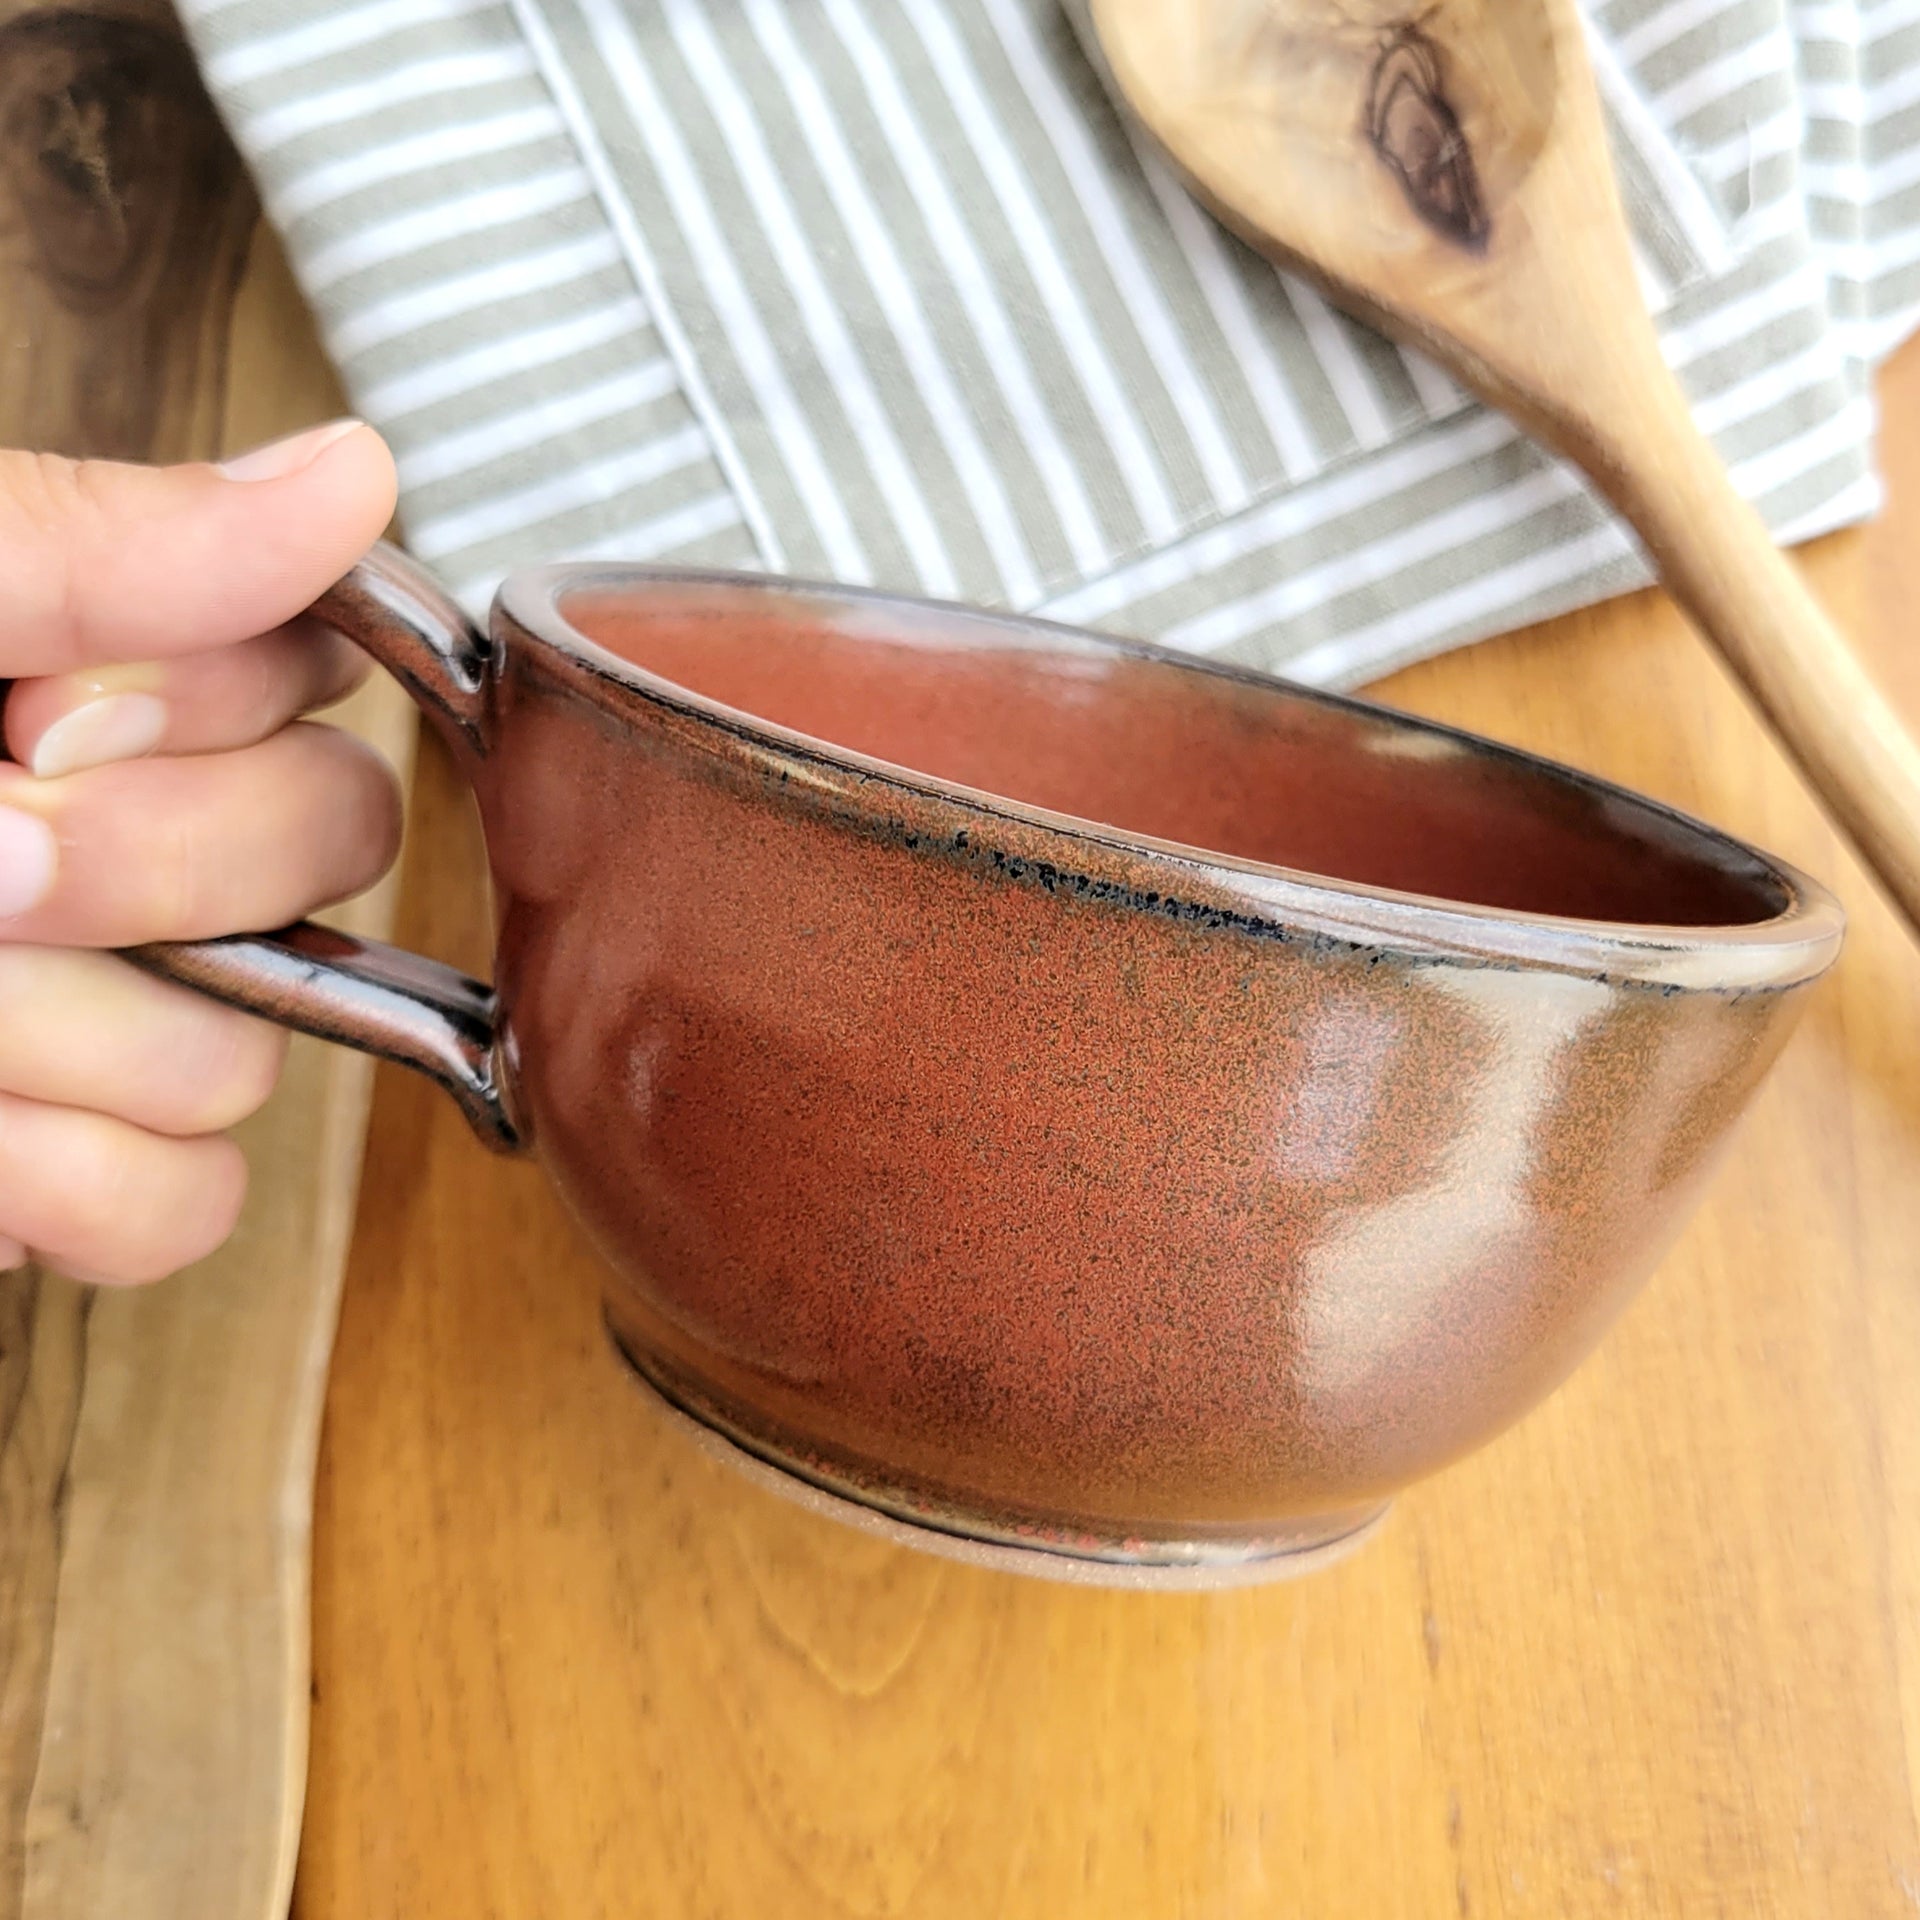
1074,0 -> 1920,938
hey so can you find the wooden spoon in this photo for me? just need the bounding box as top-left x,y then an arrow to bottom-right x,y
1072,0 -> 1920,938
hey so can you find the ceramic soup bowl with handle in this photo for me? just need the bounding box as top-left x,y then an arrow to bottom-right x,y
134,544 -> 1842,1586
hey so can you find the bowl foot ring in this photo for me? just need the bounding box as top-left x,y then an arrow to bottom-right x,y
608,1321 -> 1390,1590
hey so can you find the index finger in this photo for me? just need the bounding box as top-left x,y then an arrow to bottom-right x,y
0,422 -> 397,679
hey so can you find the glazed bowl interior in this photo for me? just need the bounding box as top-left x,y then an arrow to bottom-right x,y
558,581 -> 1786,931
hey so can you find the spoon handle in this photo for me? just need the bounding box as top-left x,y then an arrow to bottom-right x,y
1595,391 -> 1920,939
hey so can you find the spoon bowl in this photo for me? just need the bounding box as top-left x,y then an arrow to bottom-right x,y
1077,0 -> 1920,940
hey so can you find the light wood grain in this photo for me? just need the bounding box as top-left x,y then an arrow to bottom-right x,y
0,8 -> 415,1917
293,343 -> 1920,1919
1085,0 -> 1920,938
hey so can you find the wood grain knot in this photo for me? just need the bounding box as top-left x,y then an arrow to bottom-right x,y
0,11 -> 228,312
1366,24 -> 1488,250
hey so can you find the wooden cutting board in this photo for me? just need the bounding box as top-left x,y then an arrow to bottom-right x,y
0,6 -> 414,1915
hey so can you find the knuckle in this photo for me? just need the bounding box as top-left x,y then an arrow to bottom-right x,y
234,633 -> 287,725
2,454 -> 117,653
4,449 -> 90,531
181,1013 -> 288,1134
298,723 -> 404,889
130,810 -> 206,941
84,1113 -> 146,1230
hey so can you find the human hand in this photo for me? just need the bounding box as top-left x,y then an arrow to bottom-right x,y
0,420 -> 401,1283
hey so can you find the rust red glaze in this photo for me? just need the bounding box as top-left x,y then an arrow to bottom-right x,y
136,549 -> 1843,1573
476,572 -> 1834,1563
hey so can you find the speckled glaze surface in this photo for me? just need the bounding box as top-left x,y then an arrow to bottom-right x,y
138,548 -> 1844,1581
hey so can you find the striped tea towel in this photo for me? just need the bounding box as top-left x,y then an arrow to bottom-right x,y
177,0 -> 1920,689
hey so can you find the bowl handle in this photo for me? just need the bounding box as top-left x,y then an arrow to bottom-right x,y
124,543 -> 521,1150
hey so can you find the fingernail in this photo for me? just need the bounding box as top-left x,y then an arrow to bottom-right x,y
0,1236 -> 28,1273
0,806 -> 57,919
30,691 -> 168,778
216,418 -> 364,483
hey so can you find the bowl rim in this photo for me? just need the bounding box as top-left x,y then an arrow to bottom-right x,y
496,564 -> 1845,992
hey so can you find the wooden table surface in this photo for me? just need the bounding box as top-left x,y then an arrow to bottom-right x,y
7,9 -> 1920,1912
305,349 -> 1920,1920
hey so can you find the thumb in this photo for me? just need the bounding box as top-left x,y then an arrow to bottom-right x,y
0,422 -> 399,679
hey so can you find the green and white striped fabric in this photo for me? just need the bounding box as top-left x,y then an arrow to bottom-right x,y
178,0 -> 1920,687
